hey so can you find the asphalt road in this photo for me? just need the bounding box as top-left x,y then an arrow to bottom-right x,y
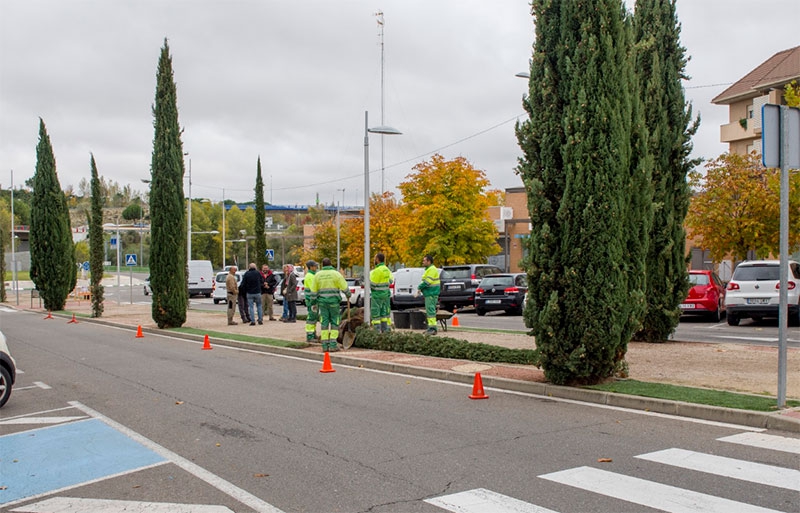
2,309 -> 798,512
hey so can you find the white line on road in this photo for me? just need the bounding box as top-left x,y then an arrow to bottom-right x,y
636,448 -> 800,491
0,416 -> 87,425
425,488 -> 559,513
539,466 -> 782,513
69,401 -> 285,513
718,432 -> 800,455
11,497 -> 234,513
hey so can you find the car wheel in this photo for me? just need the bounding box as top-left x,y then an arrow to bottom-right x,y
709,302 -> 721,323
0,365 -> 12,408
476,308 -> 486,316
791,309 -> 800,327
727,313 -> 740,326
143,288 -> 149,296
356,296 -> 364,307
213,299 -> 220,305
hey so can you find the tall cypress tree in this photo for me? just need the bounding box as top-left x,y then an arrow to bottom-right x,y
88,154 -> 105,318
516,0 -> 649,385
30,118 -> 76,311
253,157 -> 266,267
633,0 -> 700,341
149,39 -> 187,328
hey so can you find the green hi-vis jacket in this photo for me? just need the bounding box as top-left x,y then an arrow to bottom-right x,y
303,270 -> 317,305
418,265 -> 440,297
369,263 -> 394,299
309,266 -> 350,305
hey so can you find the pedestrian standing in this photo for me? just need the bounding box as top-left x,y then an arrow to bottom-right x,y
283,265 -> 298,323
261,264 -> 278,321
309,258 -> 350,352
241,263 -> 265,325
303,260 -> 319,341
369,252 -> 394,333
225,266 -> 239,326
238,270 -> 251,324
417,254 -> 440,335
280,265 -> 291,321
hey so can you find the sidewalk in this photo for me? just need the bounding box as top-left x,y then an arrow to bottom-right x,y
9,293 -> 800,433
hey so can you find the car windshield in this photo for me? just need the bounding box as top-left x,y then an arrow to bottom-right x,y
480,277 -> 514,288
689,274 -> 709,286
734,265 -> 779,281
346,279 -> 360,286
441,268 -> 470,279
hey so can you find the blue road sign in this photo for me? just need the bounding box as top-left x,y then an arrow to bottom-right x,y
266,249 -> 275,261
125,254 -> 137,266
110,237 -> 117,248
82,261 -> 90,271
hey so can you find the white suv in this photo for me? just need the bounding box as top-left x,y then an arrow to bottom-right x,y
725,260 -> 800,326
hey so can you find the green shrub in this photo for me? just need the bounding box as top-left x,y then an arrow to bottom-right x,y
353,326 -> 539,366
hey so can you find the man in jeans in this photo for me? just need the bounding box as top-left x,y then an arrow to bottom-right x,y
261,264 -> 278,321
241,263 -> 265,325
225,266 -> 239,325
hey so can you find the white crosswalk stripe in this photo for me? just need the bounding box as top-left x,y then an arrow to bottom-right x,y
718,432 -> 800,455
425,488 -> 558,513
636,448 -> 800,491
539,466 -> 782,513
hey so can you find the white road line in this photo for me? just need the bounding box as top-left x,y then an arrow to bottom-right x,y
11,497 -> 234,513
539,466 -> 782,513
636,448 -> 800,491
0,416 -> 88,425
718,432 -> 800,455
69,401 -> 285,513
0,405 -> 80,421
14,382 -> 51,391
425,488 -> 558,513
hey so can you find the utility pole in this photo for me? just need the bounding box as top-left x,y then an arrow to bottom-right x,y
376,10 -> 386,194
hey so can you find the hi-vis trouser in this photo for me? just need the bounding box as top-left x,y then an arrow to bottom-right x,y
370,295 -> 392,332
317,300 -> 341,351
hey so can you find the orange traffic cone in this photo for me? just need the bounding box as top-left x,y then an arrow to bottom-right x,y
44,311 -> 53,320
468,372 -> 489,400
319,351 -> 336,373
202,334 -> 213,350
68,314 -> 78,324
451,308 -> 460,327
135,325 -> 144,338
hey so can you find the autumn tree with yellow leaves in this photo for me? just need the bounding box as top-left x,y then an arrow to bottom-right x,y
397,154 -> 499,265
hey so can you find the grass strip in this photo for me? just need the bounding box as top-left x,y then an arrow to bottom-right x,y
586,379 -> 800,412
169,327 -> 309,349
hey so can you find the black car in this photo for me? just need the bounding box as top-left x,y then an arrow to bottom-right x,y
474,273 -> 528,316
438,264 -> 503,311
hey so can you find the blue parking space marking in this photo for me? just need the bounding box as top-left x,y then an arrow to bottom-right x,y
0,418 -> 167,505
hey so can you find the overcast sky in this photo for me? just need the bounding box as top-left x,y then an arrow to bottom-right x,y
1,1 -> 797,208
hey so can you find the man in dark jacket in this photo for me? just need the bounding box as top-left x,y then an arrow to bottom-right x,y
282,266 -> 298,323
261,264 -> 279,321
240,263 -> 265,325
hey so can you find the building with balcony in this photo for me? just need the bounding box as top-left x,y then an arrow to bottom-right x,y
712,45 -> 800,155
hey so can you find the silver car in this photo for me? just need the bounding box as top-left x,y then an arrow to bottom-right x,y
0,330 -> 17,408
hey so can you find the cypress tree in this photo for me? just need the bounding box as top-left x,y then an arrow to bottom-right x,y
89,154 -> 105,318
516,0 -> 649,385
149,39 -> 187,328
30,119 -> 76,311
253,157 -> 266,267
633,0 -> 700,342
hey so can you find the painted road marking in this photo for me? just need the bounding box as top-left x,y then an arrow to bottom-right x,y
0,416 -> 87,425
636,448 -> 800,491
539,466 -> 781,513
14,382 -> 51,391
0,418 -> 168,505
70,401 -> 286,513
425,488 -> 558,513
11,497 -> 235,512
718,432 -> 800,455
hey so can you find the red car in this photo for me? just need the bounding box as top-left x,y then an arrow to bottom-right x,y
680,270 -> 726,322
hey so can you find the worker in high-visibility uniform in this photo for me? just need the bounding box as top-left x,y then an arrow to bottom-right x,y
417,254 -> 440,335
369,252 -> 394,333
309,257 -> 351,352
303,260 -> 319,342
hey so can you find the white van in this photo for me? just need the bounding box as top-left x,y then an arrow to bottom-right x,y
391,267 -> 426,310
188,260 -> 215,297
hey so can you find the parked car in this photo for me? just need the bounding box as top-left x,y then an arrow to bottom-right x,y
680,269 -> 727,322
0,330 -> 17,408
275,270 -> 304,305
438,264 -> 503,311
391,267 -> 426,310
143,276 -> 151,296
212,270 -> 243,304
725,260 -> 800,326
345,278 -> 365,307
474,273 -> 528,316
188,260 -> 215,297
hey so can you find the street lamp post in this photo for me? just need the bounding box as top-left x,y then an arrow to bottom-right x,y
222,188 -> 226,268
10,170 -> 18,305
185,153 -> 191,263
336,188 -> 345,271
362,111 -> 401,326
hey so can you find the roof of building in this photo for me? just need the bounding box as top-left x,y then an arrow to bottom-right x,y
712,45 -> 800,105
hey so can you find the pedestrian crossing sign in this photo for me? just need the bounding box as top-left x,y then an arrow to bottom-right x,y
125,254 -> 137,266
266,249 -> 274,261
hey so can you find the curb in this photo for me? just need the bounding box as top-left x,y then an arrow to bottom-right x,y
48,312 -> 800,434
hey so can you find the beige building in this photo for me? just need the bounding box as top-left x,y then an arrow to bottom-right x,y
712,45 -> 800,155
487,186 -> 530,273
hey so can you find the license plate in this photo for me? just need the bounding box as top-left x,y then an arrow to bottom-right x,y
446,284 -> 461,290
746,298 -> 770,305
679,303 -> 695,310
486,299 -> 501,304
